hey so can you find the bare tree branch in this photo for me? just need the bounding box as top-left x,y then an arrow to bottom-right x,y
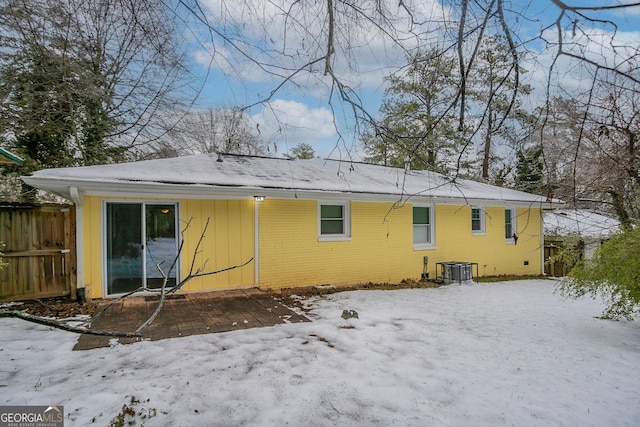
1,217 -> 253,338
0,310 -> 140,337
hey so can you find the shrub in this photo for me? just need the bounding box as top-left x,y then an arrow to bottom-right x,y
557,227 -> 640,320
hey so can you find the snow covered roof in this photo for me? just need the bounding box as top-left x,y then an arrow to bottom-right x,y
23,153 -> 562,206
543,209 -> 621,239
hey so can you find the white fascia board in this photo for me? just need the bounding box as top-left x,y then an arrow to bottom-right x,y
22,176 -> 564,208
401,196 -> 561,209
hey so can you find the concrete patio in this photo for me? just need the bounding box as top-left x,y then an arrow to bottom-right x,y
73,289 -> 311,350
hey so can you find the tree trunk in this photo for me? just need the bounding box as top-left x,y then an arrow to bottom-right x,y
482,109 -> 493,180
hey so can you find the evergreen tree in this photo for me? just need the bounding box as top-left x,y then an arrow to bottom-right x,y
467,35 -> 533,183
287,143 -> 315,159
1,44 -> 122,169
514,145 -> 544,194
362,49 -> 467,173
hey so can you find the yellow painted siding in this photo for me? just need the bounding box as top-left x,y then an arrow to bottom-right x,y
258,200 -> 542,289
180,199 -> 255,292
81,194 -> 542,297
82,196 -> 102,299
80,196 -> 255,298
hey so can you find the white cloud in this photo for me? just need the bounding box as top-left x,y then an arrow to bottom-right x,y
251,99 -> 337,153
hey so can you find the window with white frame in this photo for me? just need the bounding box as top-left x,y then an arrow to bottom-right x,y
413,205 -> 434,248
319,202 -> 350,240
471,207 -> 485,234
505,207 -> 517,242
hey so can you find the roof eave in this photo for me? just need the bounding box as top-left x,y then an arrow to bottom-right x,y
21,175 -> 564,208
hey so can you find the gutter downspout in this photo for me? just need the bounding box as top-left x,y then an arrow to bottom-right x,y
69,186 -> 86,303
254,198 -> 260,286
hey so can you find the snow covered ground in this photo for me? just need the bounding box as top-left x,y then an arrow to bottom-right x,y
1,279 -> 639,426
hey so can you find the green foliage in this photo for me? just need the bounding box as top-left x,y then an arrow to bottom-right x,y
287,143 -> 315,159
557,228 -> 640,320
363,38 -> 533,183
0,43 -> 120,201
0,12 -> 122,166
0,3 -> 120,201
362,49 -> 469,173
548,235 -> 585,267
108,396 -> 157,427
469,35 -> 534,183
0,0 -> 186,202
515,145 -> 544,194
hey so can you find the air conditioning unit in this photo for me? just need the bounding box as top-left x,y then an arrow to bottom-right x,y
442,262 -> 474,284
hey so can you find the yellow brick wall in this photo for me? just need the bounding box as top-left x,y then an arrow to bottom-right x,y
258,200 -> 542,289
257,200 -> 416,288
425,205 -> 542,278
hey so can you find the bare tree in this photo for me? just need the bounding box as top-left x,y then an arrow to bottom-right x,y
536,77 -> 640,225
0,0 -> 195,200
585,78 -> 640,226
139,108 -> 266,159
177,1 -> 639,172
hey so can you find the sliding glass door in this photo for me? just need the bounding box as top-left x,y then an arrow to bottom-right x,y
144,204 -> 178,289
105,202 -> 179,295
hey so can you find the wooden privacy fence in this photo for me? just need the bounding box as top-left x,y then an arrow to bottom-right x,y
0,204 -> 76,302
544,240 -> 571,277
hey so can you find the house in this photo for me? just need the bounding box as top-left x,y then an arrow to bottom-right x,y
0,147 -> 24,165
543,210 -> 621,275
22,153 -> 562,299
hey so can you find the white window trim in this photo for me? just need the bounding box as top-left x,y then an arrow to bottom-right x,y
413,203 -> 436,250
505,207 -> 517,244
318,201 -> 351,242
471,206 -> 486,235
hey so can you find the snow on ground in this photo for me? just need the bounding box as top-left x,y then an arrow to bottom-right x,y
1,280 -> 639,426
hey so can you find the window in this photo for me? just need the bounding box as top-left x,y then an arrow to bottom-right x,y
413,205 -> 434,248
505,208 -> 517,242
319,202 -> 350,240
471,207 -> 485,234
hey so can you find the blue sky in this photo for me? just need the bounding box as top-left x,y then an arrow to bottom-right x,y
183,0 -> 640,159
